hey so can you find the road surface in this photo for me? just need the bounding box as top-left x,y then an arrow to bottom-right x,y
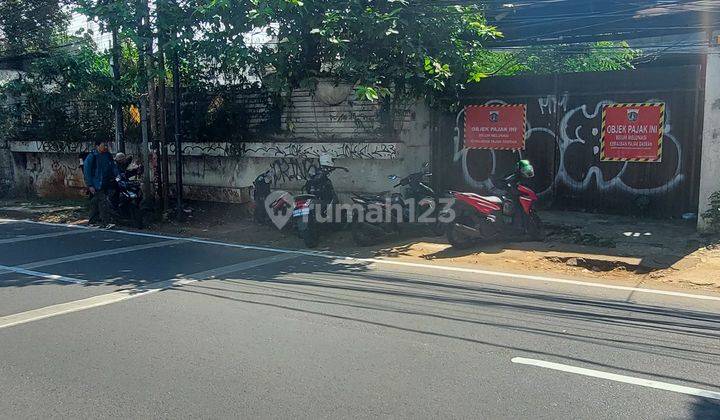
1,219 -> 719,419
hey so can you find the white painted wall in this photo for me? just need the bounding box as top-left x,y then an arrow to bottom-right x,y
698,39 -> 720,231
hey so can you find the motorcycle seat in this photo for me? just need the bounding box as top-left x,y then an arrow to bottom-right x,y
353,192 -> 390,201
457,192 -> 503,204
295,194 -> 317,200
479,195 -> 503,204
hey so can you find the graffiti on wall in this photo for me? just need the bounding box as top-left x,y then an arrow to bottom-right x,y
538,93 -> 569,115
168,141 -> 400,160
37,141 -> 91,154
268,158 -> 320,186
452,96 -> 685,197
10,141 -> 95,155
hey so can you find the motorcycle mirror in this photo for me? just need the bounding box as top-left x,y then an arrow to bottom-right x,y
388,175 -> 399,181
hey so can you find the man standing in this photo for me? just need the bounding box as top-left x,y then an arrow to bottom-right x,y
83,140 -> 119,226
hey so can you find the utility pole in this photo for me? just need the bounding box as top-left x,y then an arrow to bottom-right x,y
136,0 -> 152,201
158,43 -> 170,213
172,48 -> 183,220
146,29 -> 162,204
111,27 -> 124,153
156,0 -> 170,213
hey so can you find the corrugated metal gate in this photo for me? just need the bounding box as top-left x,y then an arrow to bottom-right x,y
431,65 -> 705,217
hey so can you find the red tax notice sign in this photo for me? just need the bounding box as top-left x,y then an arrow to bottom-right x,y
464,105 -> 526,150
601,103 -> 665,162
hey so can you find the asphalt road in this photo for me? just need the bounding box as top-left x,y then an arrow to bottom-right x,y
1,219 -> 719,419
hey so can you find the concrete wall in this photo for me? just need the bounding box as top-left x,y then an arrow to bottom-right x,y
7,142 -> 96,198
698,38 -> 720,231
5,96 -> 431,202
169,100 -> 431,202
0,70 -> 22,197
0,139 -> 13,198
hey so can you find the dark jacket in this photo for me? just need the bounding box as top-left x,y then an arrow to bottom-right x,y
83,149 -> 119,191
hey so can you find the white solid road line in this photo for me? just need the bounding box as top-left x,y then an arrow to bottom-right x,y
511,357 -> 720,401
2,218 -> 720,303
0,253 -> 299,330
0,228 -> 91,244
0,264 -> 86,284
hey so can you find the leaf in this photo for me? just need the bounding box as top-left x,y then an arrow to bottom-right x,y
468,71 -> 487,82
366,88 -> 379,101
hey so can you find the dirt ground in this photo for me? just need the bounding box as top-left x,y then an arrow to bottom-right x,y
2,198 -> 719,294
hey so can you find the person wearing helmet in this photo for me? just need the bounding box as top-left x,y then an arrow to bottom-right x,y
489,159 -> 535,197
319,153 -> 334,168
518,159 -> 535,179
115,152 -> 143,179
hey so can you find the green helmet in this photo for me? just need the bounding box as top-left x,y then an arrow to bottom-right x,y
518,159 -> 535,178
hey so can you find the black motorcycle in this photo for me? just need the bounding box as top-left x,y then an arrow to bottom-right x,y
109,174 -> 146,228
292,165 -> 349,248
351,162 -> 445,246
252,169 -> 274,225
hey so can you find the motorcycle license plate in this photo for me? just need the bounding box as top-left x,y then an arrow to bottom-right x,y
292,208 -> 310,217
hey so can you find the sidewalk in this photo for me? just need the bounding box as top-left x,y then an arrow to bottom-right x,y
1,199 -> 718,292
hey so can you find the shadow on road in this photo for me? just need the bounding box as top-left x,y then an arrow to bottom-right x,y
690,397 -> 720,419
157,256 -> 720,390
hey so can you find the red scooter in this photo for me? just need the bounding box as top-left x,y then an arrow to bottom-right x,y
443,159 -> 544,249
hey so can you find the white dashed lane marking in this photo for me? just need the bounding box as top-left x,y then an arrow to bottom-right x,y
512,357 -> 720,401
0,253 -> 299,329
0,228 -> 91,244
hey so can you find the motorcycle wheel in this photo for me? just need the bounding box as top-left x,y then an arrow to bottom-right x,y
446,207 -> 477,249
447,224 -> 475,249
527,212 -> 545,242
253,199 -> 267,224
429,220 -> 447,237
298,219 -> 320,248
302,228 -> 320,248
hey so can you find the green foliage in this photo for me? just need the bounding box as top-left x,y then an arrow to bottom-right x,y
0,42 -> 137,143
481,42 -> 640,76
702,191 -> 720,232
1,0 -> 643,146
248,1 -> 502,106
0,0 -> 69,55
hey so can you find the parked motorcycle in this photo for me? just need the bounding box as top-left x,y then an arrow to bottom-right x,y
443,159 -> 544,249
351,162 -> 445,246
109,174 -> 146,228
252,169 -> 274,224
292,157 -> 349,248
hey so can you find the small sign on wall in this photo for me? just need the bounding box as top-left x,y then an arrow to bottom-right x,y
601,103 -> 665,162
464,104 -> 527,150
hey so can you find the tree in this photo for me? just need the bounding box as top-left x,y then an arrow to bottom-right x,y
247,1 -> 502,107
0,43 -> 121,144
488,41 -> 640,75
0,0 -> 69,56
246,2 -> 639,107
